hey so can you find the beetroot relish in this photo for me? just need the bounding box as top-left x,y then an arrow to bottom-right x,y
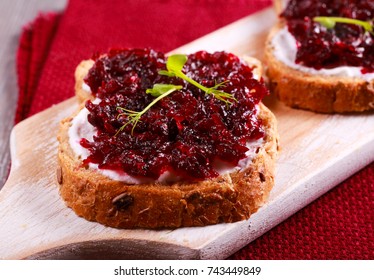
281,0 -> 374,73
82,49 -> 268,181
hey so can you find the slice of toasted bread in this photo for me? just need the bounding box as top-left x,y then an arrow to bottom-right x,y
265,24 -> 374,113
57,55 -> 279,229
265,1 -> 374,113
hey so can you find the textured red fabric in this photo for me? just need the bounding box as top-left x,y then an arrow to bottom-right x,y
15,13 -> 60,123
16,0 -> 373,259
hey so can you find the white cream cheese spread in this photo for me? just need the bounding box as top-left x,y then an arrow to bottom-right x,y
272,27 -> 374,82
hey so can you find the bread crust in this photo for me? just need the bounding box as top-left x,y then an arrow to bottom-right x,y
57,102 -> 278,229
265,24 -> 374,113
75,60 -> 95,103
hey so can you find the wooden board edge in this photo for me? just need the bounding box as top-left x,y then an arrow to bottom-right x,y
1,97 -> 77,190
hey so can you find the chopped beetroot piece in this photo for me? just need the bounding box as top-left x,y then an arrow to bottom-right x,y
282,0 -> 374,73
82,49 -> 268,181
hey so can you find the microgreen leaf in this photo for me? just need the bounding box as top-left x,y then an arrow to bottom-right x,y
166,54 -> 188,72
146,83 -> 182,97
314,16 -> 374,35
158,70 -> 175,77
159,54 -> 237,104
206,81 -> 233,102
116,84 -> 182,135
314,17 -> 336,29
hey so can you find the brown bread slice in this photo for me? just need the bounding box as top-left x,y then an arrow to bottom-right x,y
57,57 -> 279,229
265,23 -> 374,113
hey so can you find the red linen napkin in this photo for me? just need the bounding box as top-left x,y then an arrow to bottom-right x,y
16,13 -> 60,123
16,0 -> 373,259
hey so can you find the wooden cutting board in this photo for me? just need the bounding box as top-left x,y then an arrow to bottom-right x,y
1,7 -> 373,259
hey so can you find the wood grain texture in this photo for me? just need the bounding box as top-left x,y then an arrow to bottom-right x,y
0,8 -> 373,260
0,0 -> 67,187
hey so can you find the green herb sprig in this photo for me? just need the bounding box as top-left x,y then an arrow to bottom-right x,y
116,84 -> 182,135
116,54 -> 236,136
159,54 -> 236,104
313,16 -> 374,35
